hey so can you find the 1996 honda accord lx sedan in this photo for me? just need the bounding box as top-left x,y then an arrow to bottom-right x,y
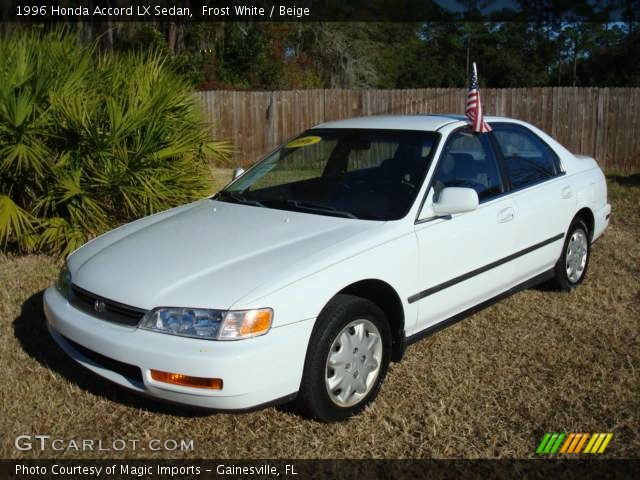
44,114 -> 610,421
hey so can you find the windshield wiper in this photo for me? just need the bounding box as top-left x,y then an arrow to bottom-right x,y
265,199 -> 358,219
216,190 -> 265,207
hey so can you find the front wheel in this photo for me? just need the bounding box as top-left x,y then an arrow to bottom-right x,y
552,219 -> 591,291
297,294 -> 391,422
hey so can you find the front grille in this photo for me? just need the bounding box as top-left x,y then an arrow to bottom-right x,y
70,284 -> 147,327
62,335 -> 144,385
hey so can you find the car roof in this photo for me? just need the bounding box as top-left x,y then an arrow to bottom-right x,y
314,114 -> 516,131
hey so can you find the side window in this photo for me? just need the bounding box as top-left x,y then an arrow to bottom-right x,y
432,130 -> 504,202
492,125 -> 560,189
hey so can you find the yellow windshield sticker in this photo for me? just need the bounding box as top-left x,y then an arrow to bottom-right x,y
286,136 -> 322,148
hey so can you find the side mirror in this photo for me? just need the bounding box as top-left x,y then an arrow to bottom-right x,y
433,187 -> 479,215
232,167 -> 245,180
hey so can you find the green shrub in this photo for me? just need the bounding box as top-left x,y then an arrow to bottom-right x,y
0,29 -> 231,256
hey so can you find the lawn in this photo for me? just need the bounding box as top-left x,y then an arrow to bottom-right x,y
0,173 -> 638,459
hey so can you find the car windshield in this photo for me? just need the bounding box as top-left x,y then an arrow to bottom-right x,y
216,128 -> 439,220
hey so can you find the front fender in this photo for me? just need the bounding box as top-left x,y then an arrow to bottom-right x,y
230,229 -> 419,331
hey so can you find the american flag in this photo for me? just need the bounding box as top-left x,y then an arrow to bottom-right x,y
466,62 -> 492,133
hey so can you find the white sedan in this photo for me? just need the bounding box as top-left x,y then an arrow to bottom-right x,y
44,115 -> 611,421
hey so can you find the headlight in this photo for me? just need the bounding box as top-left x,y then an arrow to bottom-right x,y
56,263 -> 72,298
139,307 -> 273,341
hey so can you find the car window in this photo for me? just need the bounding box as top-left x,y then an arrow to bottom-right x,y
248,139 -> 335,190
346,138 -> 434,174
222,129 -> 439,220
492,125 -> 560,189
432,130 -> 504,202
346,141 -> 398,172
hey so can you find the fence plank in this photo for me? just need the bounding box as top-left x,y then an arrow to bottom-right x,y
198,88 -> 640,172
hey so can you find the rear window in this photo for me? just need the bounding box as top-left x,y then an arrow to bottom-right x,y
492,124 -> 561,189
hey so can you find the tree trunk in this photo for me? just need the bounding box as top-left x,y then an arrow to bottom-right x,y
96,21 -> 114,52
167,22 -> 178,53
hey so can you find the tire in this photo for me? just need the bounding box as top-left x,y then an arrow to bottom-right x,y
552,218 -> 591,291
297,294 -> 391,422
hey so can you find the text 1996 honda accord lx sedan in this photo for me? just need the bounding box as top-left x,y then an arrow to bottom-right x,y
44,115 -> 610,421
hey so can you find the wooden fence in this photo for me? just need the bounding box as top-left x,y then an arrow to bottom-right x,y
195,88 -> 640,172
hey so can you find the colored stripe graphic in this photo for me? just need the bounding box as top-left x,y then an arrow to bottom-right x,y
559,433 -> 575,453
591,434 -> 606,453
567,433 -> 583,453
543,433 -> 559,453
550,433 -> 565,453
537,433 -> 613,454
574,433 -> 589,453
597,433 -> 613,453
536,433 -> 552,454
584,433 -> 607,453
583,434 -> 598,453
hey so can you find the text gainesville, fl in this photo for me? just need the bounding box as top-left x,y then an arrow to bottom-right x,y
16,464 -> 293,476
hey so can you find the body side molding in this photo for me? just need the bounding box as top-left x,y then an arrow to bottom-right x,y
408,233 -> 564,304
405,268 -> 556,347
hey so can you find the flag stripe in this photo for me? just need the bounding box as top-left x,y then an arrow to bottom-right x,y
465,62 -> 491,133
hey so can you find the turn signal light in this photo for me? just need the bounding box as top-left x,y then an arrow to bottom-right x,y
150,370 -> 223,390
218,308 -> 273,340
240,309 -> 273,336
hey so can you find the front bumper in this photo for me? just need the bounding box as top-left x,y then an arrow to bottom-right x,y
43,287 -> 314,410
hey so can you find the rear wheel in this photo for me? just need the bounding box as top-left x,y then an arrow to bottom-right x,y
553,218 -> 591,291
297,294 -> 391,422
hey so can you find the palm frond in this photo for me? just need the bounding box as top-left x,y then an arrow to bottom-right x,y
0,195 -> 36,249
37,217 -> 87,258
0,30 -> 233,255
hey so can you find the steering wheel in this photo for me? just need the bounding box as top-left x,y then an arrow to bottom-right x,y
400,174 -> 416,190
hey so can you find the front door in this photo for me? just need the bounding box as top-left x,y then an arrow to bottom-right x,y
412,128 -> 518,333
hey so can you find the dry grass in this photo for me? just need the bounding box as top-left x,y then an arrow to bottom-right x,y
0,173 -> 638,459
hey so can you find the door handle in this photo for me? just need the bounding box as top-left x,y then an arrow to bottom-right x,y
561,186 -> 573,199
497,207 -> 515,223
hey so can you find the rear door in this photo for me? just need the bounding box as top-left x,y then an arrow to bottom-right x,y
490,123 -> 573,283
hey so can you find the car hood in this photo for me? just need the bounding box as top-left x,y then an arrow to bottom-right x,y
69,200 -> 380,310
